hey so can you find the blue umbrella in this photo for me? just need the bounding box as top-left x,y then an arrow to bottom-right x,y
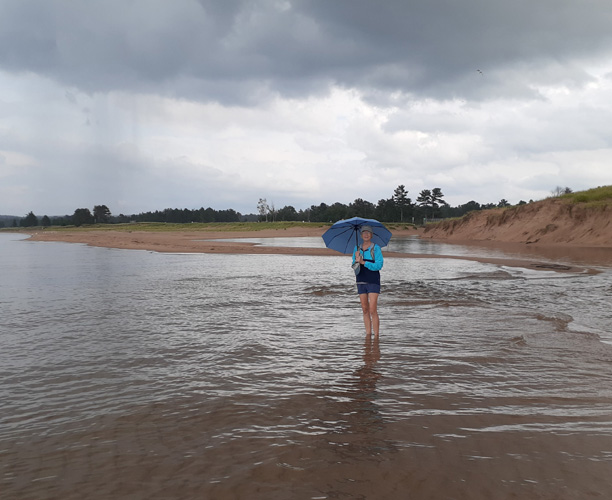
322,217 -> 392,255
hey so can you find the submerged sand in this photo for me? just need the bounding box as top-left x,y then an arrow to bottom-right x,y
21,225 -> 608,274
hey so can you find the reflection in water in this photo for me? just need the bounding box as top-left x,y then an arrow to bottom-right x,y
347,335 -> 395,464
352,335 -> 382,430
319,333 -> 396,486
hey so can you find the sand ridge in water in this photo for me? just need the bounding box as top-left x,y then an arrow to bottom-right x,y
21,226 -> 608,273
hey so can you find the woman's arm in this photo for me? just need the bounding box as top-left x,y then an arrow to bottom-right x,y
363,245 -> 383,271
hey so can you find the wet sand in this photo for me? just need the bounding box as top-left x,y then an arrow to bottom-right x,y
22,226 -> 608,273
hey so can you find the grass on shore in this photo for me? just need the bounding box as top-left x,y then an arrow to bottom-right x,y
423,185 -> 612,231
560,185 -> 612,205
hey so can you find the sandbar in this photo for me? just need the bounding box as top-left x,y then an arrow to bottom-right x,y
18,225 -> 607,274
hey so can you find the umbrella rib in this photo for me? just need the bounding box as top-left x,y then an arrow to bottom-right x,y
324,226 -> 359,254
325,227 -> 355,244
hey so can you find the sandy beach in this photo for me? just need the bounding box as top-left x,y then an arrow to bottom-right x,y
20,224 -> 609,273
25,226 -> 341,255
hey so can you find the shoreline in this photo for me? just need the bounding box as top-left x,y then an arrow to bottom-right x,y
14,226 -> 609,274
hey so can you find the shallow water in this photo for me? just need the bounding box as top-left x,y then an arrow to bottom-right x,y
1,232 -> 612,499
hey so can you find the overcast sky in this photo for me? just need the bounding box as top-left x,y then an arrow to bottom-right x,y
2,0 -> 612,217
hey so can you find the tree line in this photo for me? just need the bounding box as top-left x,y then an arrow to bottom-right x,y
14,205 -> 115,228
7,183 -> 546,228
11,205 -> 243,228
257,185 -> 529,223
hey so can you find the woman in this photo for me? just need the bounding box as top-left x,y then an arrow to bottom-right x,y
352,225 -> 384,337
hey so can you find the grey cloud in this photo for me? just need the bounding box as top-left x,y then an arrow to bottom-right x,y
2,0 -> 612,216
1,134 -> 237,215
3,0 -> 612,104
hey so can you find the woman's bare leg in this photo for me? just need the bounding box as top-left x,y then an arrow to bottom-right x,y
359,293 -> 371,334
369,293 -> 380,336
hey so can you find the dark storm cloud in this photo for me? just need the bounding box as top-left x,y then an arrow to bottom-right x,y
2,0 -> 612,104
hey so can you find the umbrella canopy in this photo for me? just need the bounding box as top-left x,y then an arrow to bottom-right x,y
322,217 -> 392,255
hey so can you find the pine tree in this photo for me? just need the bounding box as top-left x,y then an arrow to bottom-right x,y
393,185 -> 410,222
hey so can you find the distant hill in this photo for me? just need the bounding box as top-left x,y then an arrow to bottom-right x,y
423,186 -> 612,247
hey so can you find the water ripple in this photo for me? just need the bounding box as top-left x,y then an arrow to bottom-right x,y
2,233 -> 612,499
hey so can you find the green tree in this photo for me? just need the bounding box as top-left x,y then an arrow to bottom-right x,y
21,211 -> 38,227
393,185 -> 410,222
197,207 -> 216,223
497,199 -> 510,207
257,198 -> 270,222
327,202 -> 349,222
41,215 -> 51,227
348,198 -> 375,218
73,208 -> 94,226
431,188 -> 446,215
277,205 -> 299,221
216,209 -> 240,222
308,203 -> 328,222
416,189 -> 433,218
374,197 -> 397,222
93,205 -> 111,223
461,200 -> 481,213
417,188 -> 446,219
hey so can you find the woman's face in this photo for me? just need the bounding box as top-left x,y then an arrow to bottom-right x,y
362,231 -> 372,242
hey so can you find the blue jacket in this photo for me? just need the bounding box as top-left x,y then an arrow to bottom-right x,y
352,244 -> 383,284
